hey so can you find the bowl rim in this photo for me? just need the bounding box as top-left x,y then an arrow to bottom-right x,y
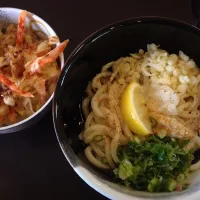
0,7 -> 64,132
53,16 -> 200,200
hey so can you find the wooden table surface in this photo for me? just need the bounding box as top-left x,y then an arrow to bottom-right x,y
0,1 -> 195,199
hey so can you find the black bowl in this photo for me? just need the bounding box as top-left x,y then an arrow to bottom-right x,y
53,17 -> 200,199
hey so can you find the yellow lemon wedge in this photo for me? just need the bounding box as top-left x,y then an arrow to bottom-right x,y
120,82 -> 152,136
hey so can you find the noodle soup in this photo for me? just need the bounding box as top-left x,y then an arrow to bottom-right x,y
79,44 -> 200,192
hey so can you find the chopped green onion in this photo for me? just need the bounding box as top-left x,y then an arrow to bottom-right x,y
167,179 -> 176,192
113,135 -> 193,192
177,174 -> 185,182
148,177 -> 160,192
118,160 -> 133,180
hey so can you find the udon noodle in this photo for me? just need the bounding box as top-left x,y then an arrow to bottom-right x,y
80,44 -> 200,171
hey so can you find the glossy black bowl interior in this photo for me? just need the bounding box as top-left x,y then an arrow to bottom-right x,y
53,17 -> 200,189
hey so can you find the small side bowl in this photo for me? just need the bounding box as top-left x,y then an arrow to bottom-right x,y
0,7 -> 64,133
53,17 -> 200,200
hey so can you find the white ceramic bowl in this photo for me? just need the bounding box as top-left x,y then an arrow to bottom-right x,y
0,7 -> 64,133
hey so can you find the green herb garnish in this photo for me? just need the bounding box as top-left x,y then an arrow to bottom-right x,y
114,135 -> 193,192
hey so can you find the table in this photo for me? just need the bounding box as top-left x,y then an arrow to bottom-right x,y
0,0 -> 195,199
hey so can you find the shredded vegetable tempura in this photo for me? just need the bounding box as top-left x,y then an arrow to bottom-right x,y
0,10 -> 68,126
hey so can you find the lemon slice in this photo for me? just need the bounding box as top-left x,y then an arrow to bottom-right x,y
121,82 -> 151,136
